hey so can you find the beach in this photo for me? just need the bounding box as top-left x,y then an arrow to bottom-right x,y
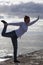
0,49 -> 43,65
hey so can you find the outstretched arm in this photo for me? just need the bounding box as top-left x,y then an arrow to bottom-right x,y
8,22 -> 22,26
28,16 -> 39,26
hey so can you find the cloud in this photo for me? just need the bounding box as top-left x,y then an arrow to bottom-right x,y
0,2 -> 43,19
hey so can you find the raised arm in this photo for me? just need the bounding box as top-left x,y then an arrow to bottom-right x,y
8,22 -> 22,26
28,16 -> 39,26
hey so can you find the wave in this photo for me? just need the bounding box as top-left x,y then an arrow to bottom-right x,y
0,53 -> 13,62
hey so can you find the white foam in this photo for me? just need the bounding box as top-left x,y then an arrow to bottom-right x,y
0,58 -> 9,62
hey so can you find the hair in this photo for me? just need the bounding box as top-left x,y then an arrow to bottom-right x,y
24,15 -> 30,22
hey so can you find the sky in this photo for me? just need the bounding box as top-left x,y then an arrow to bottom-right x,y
0,0 -> 43,3
0,0 -> 43,21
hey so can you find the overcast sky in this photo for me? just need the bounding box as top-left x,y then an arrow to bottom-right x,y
0,0 -> 43,20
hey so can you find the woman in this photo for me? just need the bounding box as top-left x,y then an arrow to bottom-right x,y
1,15 -> 39,63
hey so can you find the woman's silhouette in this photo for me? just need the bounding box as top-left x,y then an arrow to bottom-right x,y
1,15 -> 39,63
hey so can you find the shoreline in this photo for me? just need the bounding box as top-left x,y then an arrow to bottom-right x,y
0,49 -> 43,65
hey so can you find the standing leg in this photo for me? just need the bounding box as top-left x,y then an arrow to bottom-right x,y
10,32 -> 18,61
12,38 -> 17,60
11,38 -> 20,63
14,39 -> 17,61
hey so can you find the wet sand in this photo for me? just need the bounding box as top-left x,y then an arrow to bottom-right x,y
0,49 -> 43,65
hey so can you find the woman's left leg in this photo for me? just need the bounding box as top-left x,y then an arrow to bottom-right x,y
11,38 -> 17,61
11,37 -> 20,63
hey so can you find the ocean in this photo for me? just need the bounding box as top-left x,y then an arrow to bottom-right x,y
0,19 -> 43,61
